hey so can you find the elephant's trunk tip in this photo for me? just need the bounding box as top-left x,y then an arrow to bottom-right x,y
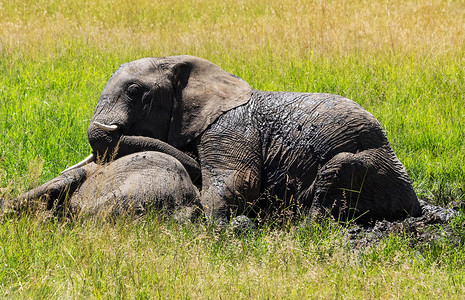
61,153 -> 95,174
93,121 -> 119,132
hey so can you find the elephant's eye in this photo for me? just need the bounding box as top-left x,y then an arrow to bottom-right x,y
126,84 -> 141,96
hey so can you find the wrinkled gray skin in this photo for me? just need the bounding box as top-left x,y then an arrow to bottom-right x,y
85,55 -> 422,224
7,151 -> 200,220
198,92 -> 422,223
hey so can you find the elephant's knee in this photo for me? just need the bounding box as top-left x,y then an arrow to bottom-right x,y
311,152 -> 366,221
311,149 -> 420,222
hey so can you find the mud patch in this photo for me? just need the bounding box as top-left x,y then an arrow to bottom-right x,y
346,200 -> 461,247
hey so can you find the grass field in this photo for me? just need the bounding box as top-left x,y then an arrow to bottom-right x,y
1,0 -> 465,298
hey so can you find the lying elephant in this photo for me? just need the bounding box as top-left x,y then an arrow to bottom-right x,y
6,151 -> 200,220
64,55 -> 421,224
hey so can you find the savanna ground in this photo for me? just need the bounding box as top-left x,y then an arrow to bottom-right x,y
1,0 -> 465,298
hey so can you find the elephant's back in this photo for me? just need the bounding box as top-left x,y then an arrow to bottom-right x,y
253,91 -> 389,160
71,151 -> 200,217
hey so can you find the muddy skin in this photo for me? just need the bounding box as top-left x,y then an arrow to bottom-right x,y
198,91 -> 421,223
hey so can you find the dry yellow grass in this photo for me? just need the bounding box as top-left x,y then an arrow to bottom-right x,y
1,0 -> 464,60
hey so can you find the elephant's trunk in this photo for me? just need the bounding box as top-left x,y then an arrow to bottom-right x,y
118,136 -> 201,182
87,122 -> 201,182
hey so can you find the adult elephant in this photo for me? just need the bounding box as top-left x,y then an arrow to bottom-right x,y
7,151 -> 200,220
70,55 -> 421,224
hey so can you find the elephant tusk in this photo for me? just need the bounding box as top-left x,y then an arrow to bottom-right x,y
61,153 -> 95,174
94,121 -> 119,132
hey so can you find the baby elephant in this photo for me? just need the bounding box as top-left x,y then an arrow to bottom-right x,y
5,151 -> 200,221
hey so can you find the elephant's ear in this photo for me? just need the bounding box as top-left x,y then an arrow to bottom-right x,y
160,55 -> 252,148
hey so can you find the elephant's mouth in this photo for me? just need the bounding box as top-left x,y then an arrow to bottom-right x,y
91,121 -> 124,157
62,121 -> 124,174
88,121 -> 125,158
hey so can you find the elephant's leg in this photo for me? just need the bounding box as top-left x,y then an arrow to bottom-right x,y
198,129 -> 262,222
200,167 -> 261,222
6,164 -> 94,213
310,147 -> 421,223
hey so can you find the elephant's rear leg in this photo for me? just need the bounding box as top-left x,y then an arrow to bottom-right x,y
310,147 -> 421,223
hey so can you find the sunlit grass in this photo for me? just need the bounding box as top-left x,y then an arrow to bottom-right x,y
1,0 -> 465,297
1,215 -> 465,298
1,0 -> 464,58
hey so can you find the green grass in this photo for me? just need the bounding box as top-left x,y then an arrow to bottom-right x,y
1,0 -> 465,297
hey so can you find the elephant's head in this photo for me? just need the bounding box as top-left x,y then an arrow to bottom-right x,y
86,55 -> 252,161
